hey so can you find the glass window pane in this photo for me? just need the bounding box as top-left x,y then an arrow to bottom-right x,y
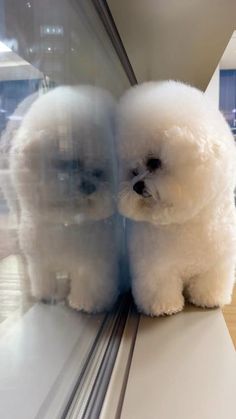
0,1 -> 130,416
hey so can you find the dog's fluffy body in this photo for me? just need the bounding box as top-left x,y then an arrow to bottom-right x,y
117,81 -> 236,316
10,86 -> 119,312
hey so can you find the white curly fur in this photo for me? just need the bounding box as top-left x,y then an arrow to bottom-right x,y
117,80 -> 236,316
0,92 -> 38,224
10,86 -> 119,313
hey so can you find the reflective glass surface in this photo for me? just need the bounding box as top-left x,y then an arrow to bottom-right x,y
0,2 -> 130,415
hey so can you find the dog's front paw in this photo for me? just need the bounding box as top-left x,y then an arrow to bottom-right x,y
134,293 -> 184,317
132,276 -> 185,317
185,261 -> 234,309
186,293 -> 231,309
31,273 -> 70,304
186,276 -> 232,309
68,291 -> 116,314
68,271 -> 118,314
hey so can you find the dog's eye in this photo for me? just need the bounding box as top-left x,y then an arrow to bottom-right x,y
146,157 -> 162,171
52,159 -> 81,171
92,168 -> 105,179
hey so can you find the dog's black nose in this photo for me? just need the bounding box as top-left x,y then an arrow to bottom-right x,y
133,180 -> 145,195
80,180 -> 96,195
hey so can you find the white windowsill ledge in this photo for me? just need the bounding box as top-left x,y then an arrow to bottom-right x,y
0,303 -> 105,419
102,307 -> 236,419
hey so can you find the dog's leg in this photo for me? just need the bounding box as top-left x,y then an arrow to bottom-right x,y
27,257 -> 69,303
129,223 -> 184,316
68,221 -> 119,313
185,259 -> 235,308
68,258 -> 118,313
132,268 -> 184,316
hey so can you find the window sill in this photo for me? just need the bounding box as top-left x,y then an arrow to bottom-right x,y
0,303 -> 106,419
1,301 -> 236,419
101,306 -> 236,419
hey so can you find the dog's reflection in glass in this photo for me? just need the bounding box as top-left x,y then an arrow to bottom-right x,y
9,86 -> 119,312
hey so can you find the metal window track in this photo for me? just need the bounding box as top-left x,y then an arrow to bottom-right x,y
63,294 -> 136,419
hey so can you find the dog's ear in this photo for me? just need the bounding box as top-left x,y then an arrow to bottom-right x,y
164,126 -> 210,164
164,126 -> 226,164
210,140 -> 229,160
11,128 -> 48,171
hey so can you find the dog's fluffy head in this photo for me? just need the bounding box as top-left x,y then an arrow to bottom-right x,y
10,86 -> 116,223
117,81 -> 236,225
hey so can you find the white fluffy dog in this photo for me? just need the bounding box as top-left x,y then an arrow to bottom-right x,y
117,80 -> 236,316
10,86 -> 119,312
